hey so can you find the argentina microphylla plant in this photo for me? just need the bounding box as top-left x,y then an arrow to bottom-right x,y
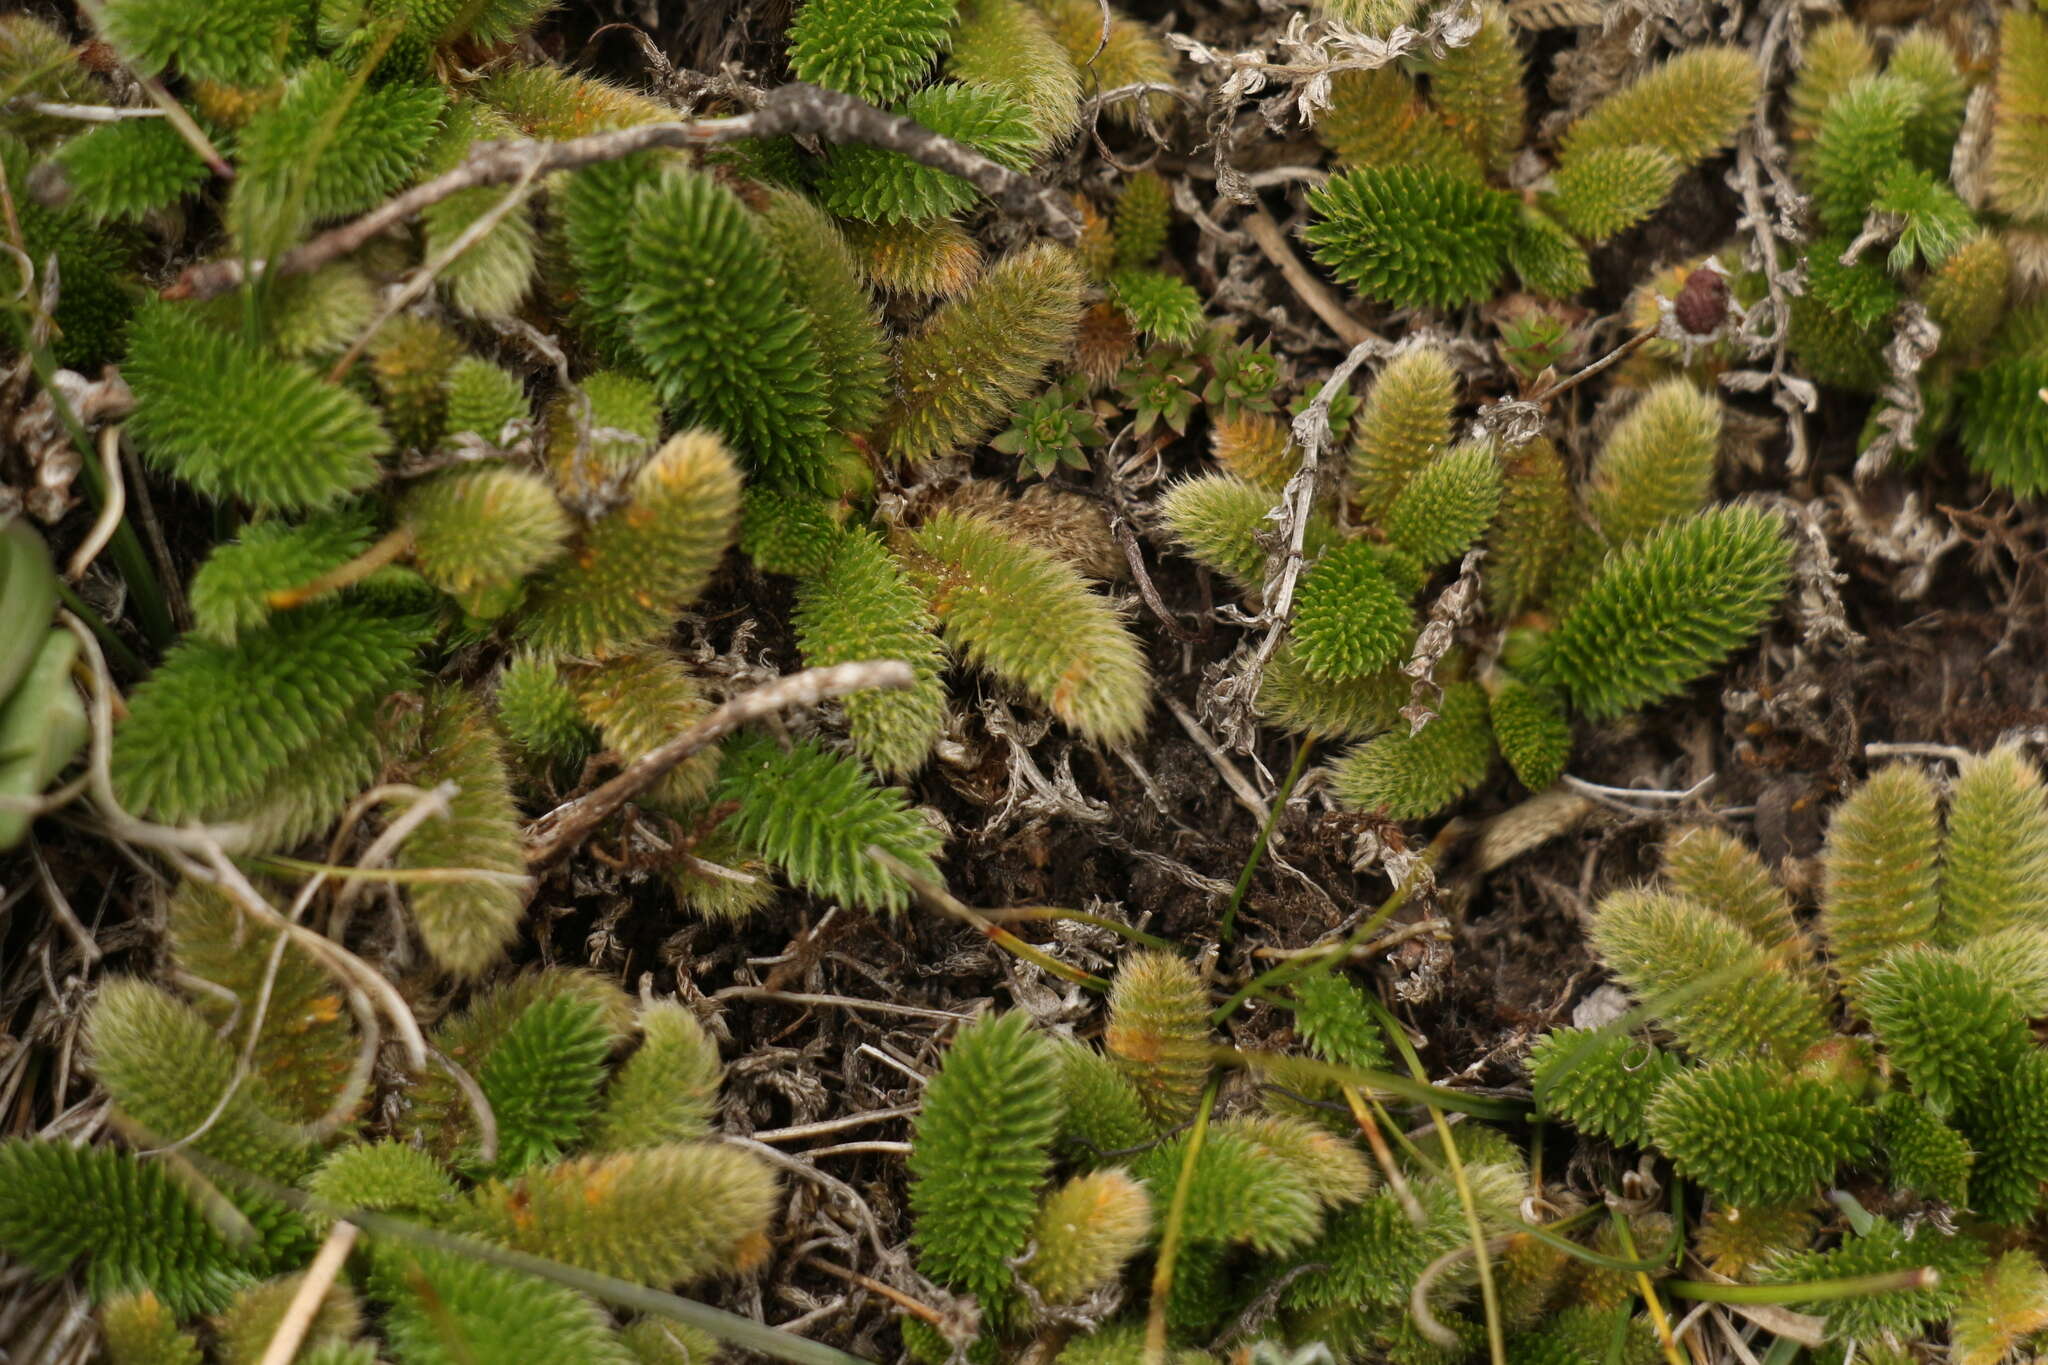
0,880 -> 778,1365
1160,346 -> 1793,819
1529,745 -> 2048,1359
1770,9 -> 2048,493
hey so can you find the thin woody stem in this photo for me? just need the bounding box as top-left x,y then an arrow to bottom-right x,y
167,82 -> 1080,301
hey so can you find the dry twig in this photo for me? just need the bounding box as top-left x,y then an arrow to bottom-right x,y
524,661 -> 914,869
168,83 -> 1080,301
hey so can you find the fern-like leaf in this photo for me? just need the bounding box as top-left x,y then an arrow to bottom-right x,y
521,430 -> 740,658
472,990 -> 615,1176
1548,144 -> 1679,241
1025,1170 -> 1152,1304
401,465 -> 571,614
715,733 -> 944,912
909,1011 -> 1063,1321
98,0 -> 295,85
568,650 -> 723,810
1940,743 -> 2048,944
101,1291 -> 205,1365
1382,440 -> 1502,569
1990,8 -> 2048,221
1547,504 -> 1790,721
125,303 -> 389,511
949,0 -> 1083,150
370,1242 -> 635,1365
167,883 -> 361,1125
899,508 -> 1151,744
1860,946 -> 2033,1116
885,242 -> 1085,464
1290,538 -> 1414,683
187,508 -> 376,646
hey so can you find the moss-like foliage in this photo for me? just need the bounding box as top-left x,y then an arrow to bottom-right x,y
1527,1028 -> 1682,1149
792,529 -> 950,777
886,243 -> 1086,464
816,83 -> 1038,223
98,0 -> 297,86
900,507 -> 1151,744
1109,268 -> 1205,344
1104,950 -> 1210,1131
786,0 -> 958,105
1645,1058 -> 1874,1206
396,687 -> 529,978
1305,166 -> 1518,310
1329,681 -> 1495,819
111,602 -> 422,833
1560,45 -> 1758,167
592,1002 -> 724,1152
949,0 -> 1082,149
715,733 -> 944,912
0,1141 -> 255,1316
621,171 -> 835,491
1589,889 -> 1832,1066
1290,538 -> 1413,682
757,189 -> 892,435
1383,440 -> 1502,569
1547,505 -> 1791,720
125,304 -> 390,511
451,1143 -> 777,1286
232,63 -> 446,240
521,430 -> 741,658
908,1011 -> 1063,1322
54,116 -> 209,223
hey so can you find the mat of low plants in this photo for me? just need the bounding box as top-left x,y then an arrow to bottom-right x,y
3,0 -> 2048,1362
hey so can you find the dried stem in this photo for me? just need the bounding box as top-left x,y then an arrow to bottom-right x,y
168,83 -> 1080,301
255,1221 -> 359,1365
1241,207 -> 1377,348
523,661 -> 914,868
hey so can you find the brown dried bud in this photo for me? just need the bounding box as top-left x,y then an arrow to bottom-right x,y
1674,268 -> 1731,336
